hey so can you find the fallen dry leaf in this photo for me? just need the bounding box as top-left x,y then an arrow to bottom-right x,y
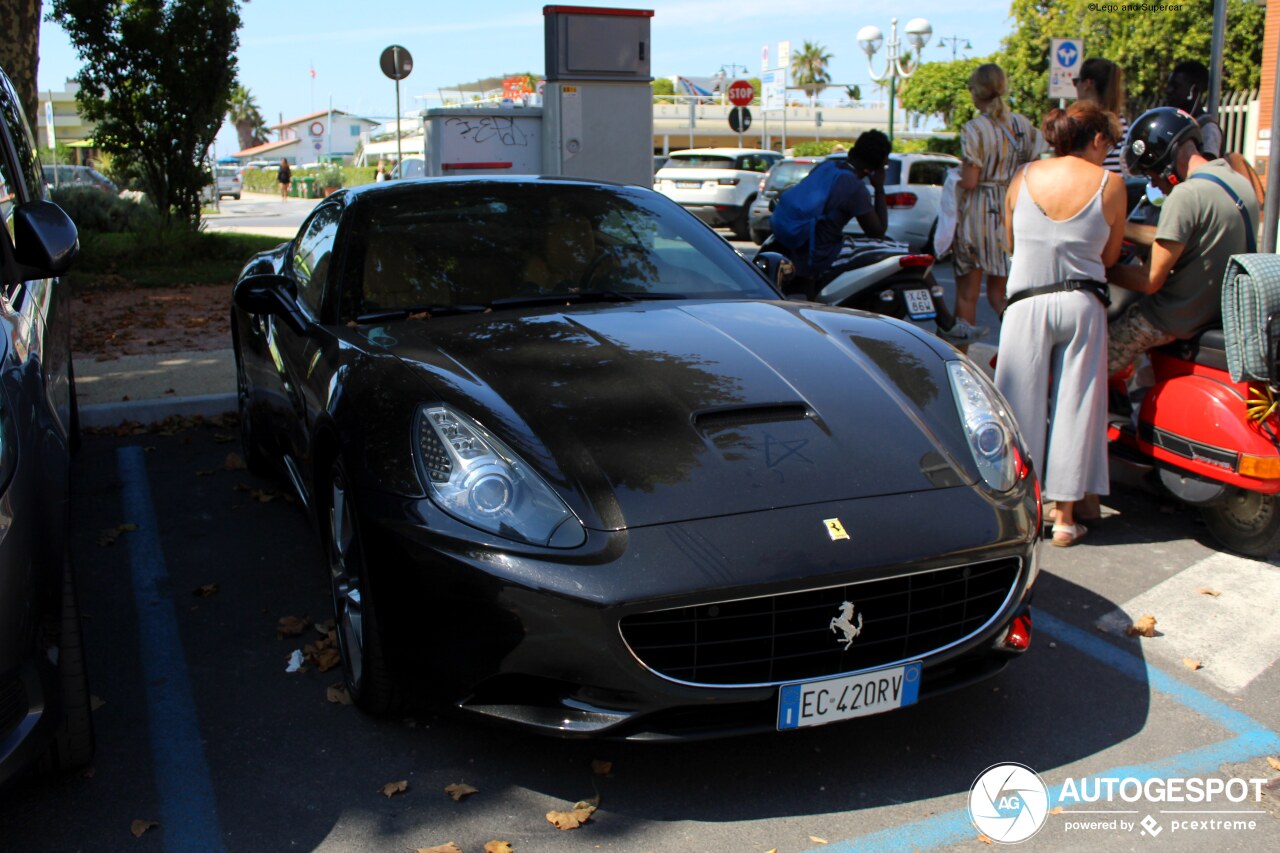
977,832 -> 994,844
277,616 -> 310,638
315,619 -> 336,634
1049,806 -> 1064,815
591,759 -> 613,776
1183,658 -> 1203,671
809,837 -> 829,845
130,819 -> 159,838
445,783 -> 478,802
192,583 -> 219,598
381,780 -> 408,798
224,452 -> 246,471
1266,756 -> 1280,771
1126,614 -> 1158,637
416,845 -> 462,853
314,647 -> 341,673
325,682 -> 352,705
1197,587 -> 1222,597
546,799 -> 597,830
483,842 -> 513,853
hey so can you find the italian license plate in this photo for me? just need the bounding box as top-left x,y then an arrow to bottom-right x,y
676,180 -> 702,189
903,288 -> 935,320
777,662 -> 921,730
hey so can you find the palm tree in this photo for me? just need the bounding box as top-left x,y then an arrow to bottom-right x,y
227,84 -> 269,152
844,84 -> 862,104
791,41 -> 832,107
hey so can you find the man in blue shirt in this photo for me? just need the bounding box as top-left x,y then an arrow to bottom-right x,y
773,130 -> 890,299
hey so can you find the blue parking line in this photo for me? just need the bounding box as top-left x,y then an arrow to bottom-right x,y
809,609 -> 1280,853
119,446 -> 226,853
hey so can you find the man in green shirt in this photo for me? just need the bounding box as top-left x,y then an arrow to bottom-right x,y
1106,108 -> 1259,374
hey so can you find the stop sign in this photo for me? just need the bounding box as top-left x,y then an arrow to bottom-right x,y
727,79 -> 754,107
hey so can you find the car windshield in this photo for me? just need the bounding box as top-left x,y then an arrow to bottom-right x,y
348,181 -> 779,315
769,161 -> 819,191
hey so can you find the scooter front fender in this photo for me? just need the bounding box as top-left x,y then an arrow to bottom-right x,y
1137,372 -> 1280,493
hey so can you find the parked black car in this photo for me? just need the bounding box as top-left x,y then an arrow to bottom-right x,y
0,66 -> 91,785
232,176 -> 1039,739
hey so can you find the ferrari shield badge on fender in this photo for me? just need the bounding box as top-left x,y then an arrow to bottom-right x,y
823,518 -> 850,541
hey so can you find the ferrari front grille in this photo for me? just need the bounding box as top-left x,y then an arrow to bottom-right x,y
619,558 -> 1021,687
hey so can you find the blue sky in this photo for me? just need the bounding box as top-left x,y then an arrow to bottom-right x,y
36,0 -> 1013,154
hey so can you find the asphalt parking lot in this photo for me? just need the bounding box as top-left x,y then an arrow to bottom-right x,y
1,420 -> 1277,852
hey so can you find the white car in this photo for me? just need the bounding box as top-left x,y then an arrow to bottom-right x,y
215,165 -> 242,200
842,152 -> 960,252
654,147 -> 782,240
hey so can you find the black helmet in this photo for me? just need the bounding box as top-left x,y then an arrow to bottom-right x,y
1123,107 -> 1202,181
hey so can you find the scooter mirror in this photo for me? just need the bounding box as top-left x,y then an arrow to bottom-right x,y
1145,183 -> 1166,207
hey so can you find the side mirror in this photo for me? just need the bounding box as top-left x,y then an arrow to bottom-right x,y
234,273 -> 310,334
12,200 -> 79,279
753,251 -> 795,292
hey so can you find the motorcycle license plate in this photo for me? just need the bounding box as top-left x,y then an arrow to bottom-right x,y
904,288 -> 935,320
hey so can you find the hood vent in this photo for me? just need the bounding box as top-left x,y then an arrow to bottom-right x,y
693,403 -> 812,433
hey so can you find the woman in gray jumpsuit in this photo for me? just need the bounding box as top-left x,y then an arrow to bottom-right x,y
995,101 -> 1127,546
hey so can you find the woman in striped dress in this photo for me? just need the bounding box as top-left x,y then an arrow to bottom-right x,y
947,63 -> 1042,343
1074,58 -> 1127,174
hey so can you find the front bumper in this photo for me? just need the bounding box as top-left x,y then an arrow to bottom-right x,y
356,477 -> 1037,739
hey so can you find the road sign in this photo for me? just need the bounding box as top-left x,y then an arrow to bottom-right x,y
1049,38 -> 1083,100
379,45 -> 413,81
761,44 -> 769,75
728,79 -> 754,107
729,107 -> 752,132
778,40 -> 791,75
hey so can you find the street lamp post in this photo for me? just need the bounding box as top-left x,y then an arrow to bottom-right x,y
937,35 -> 972,62
857,17 -> 932,144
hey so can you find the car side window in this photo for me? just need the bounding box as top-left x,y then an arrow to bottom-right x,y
909,161 -> 951,186
0,73 -> 44,203
0,147 -> 15,242
292,203 -> 341,316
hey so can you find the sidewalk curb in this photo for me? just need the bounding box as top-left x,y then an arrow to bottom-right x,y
81,393 -> 237,428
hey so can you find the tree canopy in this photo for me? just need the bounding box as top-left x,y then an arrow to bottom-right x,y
50,0 -> 243,225
227,83 -> 268,153
899,57 -> 986,132
999,0 -> 1264,124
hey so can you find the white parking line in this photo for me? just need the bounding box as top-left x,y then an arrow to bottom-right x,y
1097,552 -> 1280,693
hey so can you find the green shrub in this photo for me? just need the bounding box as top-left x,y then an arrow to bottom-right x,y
894,136 -> 962,157
51,186 -> 159,235
791,140 -> 853,157
242,169 -> 280,194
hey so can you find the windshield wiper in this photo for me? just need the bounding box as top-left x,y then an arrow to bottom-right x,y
488,291 -> 687,310
353,304 -> 488,324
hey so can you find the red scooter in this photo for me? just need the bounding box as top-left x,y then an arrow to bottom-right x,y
1106,286 -> 1280,558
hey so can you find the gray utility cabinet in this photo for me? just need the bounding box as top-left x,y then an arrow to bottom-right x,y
541,5 -> 654,187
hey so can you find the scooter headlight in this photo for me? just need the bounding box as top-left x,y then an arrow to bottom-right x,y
947,360 -> 1025,492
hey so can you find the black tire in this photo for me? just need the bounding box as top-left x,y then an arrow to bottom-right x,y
731,201 -> 753,241
37,557 -> 95,774
327,460 -> 403,715
234,344 -> 271,476
1200,489 -> 1280,558
233,194 -> 241,201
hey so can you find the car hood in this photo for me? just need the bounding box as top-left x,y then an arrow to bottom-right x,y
379,300 -> 973,530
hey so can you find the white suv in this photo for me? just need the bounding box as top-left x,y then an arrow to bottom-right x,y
654,147 -> 782,240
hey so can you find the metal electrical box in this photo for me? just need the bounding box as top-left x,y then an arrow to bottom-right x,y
542,6 -> 653,187
423,108 -> 543,177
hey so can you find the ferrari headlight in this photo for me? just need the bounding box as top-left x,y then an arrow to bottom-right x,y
947,361 -> 1021,492
415,405 -> 585,548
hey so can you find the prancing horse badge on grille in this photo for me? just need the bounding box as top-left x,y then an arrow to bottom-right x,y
829,601 -> 864,649
823,518 -> 849,541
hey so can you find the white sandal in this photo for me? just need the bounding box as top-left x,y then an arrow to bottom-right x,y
1051,522 -> 1087,547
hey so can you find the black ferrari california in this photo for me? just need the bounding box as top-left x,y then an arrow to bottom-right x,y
231,176 -> 1039,739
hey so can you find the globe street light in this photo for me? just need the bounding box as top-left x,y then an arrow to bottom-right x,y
858,17 -> 932,143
